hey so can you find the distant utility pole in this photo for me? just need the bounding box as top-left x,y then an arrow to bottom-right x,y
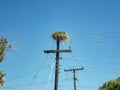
64,67 -> 84,90
44,31 -> 72,90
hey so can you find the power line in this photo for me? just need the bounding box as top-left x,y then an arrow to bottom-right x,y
73,31 -> 120,43
27,68 -> 40,90
62,57 -> 120,67
1,86 -> 21,90
6,66 -> 47,82
11,50 -> 38,65
83,71 -> 94,90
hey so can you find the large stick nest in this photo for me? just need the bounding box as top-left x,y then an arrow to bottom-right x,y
52,31 -> 69,42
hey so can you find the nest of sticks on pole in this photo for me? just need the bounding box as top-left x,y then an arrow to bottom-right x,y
52,31 -> 69,42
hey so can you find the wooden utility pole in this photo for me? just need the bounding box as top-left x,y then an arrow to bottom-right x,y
64,67 -> 84,90
44,31 -> 72,90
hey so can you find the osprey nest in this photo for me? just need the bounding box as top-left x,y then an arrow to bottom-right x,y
52,31 -> 69,42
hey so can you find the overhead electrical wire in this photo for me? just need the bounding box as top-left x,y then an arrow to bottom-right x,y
27,69 -> 40,90
1,86 -> 21,90
62,57 -> 120,68
43,61 -> 54,90
83,70 -> 94,90
11,50 -> 38,65
24,44 -> 56,90
75,31 -> 120,43
6,66 -> 47,83
6,55 -> 50,86
1,44 -> 56,89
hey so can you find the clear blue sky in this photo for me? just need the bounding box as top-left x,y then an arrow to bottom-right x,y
0,0 -> 120,90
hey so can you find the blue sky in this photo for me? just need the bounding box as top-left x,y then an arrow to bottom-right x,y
0,0 -> 120,90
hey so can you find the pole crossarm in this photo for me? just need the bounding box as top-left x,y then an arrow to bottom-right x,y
44,49 -> 72,53
64,67 -> 84,72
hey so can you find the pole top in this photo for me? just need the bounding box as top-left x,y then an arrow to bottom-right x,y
52,31 -> 69,42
